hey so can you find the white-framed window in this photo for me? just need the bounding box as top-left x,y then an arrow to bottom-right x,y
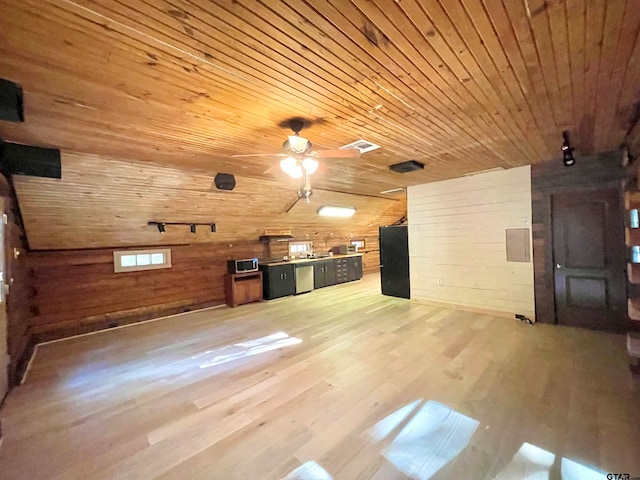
113,248 -> 172,273
350,239 -> 365,250
288,241 -> 313,258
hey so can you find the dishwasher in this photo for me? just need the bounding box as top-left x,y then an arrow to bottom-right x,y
295,263 -> 314,294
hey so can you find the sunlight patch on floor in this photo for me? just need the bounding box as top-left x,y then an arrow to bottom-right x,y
192,332 -> 302,369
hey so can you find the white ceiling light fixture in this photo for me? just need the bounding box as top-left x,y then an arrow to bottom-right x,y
317,205 -> 357,218
380,187 -> 406,194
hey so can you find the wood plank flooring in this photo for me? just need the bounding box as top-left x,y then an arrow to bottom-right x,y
1,274 -> 639,479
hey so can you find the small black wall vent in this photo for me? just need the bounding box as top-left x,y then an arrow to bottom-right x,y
389,160 -> 424,173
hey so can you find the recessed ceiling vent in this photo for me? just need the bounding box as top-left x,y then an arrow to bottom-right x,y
340,139 -> 381,153
389,160 -> 424,173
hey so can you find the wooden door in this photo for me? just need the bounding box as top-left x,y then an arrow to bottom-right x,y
552,188 -> 626,331
0,198 -> 8,399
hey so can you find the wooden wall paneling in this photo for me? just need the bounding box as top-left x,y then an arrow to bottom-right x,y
580,0 -> 607,154
407,0 -> 548,160
530,150 -> 625,324
408,166 -> 535,319
254,0 -> 523,166
482,0 -> 559,152
592,0 -> 627,152
454,0 -> 553,155
527,0 -> 571,130
341,0 -> 537,165
566,0 -> 587,150
0,175 -> 35,386
10,152 -> 406,250
27,241 -> 265,340
2,0 -> 638,190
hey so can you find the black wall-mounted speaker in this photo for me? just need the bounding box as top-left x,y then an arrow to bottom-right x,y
1,143 -> 62,179
0,78 -> 24,123
214,172 -> 236,190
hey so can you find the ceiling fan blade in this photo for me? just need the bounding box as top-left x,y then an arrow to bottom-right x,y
231,153 -> 287,158
263,163 -> 281,175
312,148 -> 361,159
284,195 -> 302,214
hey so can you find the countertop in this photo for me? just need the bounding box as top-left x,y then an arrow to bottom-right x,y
259,253 -> 363,267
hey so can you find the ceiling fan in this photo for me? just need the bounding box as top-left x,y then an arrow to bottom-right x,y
232,119 -> 361,205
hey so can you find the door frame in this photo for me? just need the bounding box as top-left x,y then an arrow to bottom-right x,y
550,187 -> 626,331
544,185 -> 627,328
531,151 -> 627,326
0,197 -> 8,400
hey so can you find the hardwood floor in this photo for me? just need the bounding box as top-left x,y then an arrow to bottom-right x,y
1,274 -> 639,479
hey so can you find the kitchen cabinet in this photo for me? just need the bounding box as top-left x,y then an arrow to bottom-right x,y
313,260 -> 337,289
335,258 -> 349,283
225,272 -> 263,307
260,264 -> 295,300
347,256 -> 363,281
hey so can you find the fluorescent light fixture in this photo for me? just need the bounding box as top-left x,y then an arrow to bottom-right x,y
317,205 -> 356,217
380,187 -> 406,194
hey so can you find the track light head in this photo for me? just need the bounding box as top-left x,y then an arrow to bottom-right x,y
158,223 -> 165,233
561,130 -> 575,167
190,224 -> 197,234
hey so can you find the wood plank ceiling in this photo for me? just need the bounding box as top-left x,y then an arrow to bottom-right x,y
1,0 -> 639,249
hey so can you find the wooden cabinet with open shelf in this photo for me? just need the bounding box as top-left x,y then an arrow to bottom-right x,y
225,271 -> 263,307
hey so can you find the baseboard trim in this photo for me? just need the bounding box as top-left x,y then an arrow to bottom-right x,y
410,297 -> 536,322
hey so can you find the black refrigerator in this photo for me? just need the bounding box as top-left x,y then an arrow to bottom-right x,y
379,225 -> 410,299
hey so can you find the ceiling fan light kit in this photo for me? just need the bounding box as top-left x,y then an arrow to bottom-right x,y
279,156 -> 319,179
233,118 -> 364,202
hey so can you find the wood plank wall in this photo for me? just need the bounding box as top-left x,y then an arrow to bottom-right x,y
407,166 -> 535,319
27,241 -> 267,342
0,174 -> 35,386
531,150 -> 625,324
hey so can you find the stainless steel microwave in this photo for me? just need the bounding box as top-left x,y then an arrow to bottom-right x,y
228,258 -> 259,274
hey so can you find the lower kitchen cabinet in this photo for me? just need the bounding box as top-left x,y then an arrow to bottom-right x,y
348,256 -> 363,281
260,264 -> 295,300
313,260 -> 337,288
225,272 -> 263,307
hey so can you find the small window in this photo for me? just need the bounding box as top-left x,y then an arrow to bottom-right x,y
350,239 -> 365,250
114,248 -> 172,273
288,241 -> 313,258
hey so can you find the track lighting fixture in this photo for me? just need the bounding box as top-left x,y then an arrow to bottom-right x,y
562,130 -> 575,167
148,222 -> 217,233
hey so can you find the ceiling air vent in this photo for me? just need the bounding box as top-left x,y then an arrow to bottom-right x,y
340,139 -> 381,153
389,160 -> 424,173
